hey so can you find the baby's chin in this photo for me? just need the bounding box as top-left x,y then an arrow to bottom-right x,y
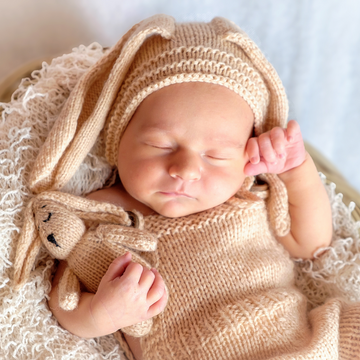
151,201 -> 220,218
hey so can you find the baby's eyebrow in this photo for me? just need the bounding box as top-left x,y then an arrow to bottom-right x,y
211,138 -> 245,148
140,125 -> 171,134
141,125 -> 245,148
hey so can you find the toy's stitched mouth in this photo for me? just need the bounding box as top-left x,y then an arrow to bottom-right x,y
43,213 -> 52,223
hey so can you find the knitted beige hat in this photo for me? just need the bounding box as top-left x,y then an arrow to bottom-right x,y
29,14 -> 288,193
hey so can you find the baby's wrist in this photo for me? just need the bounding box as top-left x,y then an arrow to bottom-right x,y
277,152 -> 312,186
89,294 -> 120,337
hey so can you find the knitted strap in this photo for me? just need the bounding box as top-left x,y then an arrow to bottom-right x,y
29,14 -> 175,193
96,224 -> 157,252
260,173 -> 291,237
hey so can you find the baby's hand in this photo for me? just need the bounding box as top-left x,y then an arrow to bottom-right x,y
90,252 -> 168,335
244,120 -> 306,176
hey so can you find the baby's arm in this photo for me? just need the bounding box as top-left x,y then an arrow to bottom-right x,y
245,120 -> 332,260
48,252 -> 167,338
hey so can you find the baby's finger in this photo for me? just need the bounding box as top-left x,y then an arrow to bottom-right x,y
147,286 -> 168,318
102,252 -> 132,282
258,133 -> 277,163
286,120 -> 301,142
146,269 -> 166,305
270,127 -> 286,158
122,262 -> 144,283
244,160 -> 269,176
138,267 -> 156,290
246,137 -> 260,164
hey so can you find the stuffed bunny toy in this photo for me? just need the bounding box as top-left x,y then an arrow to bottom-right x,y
13,190 -> 158,337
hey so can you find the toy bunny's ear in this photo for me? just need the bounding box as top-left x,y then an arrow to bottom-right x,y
36,191 -> 133,226
13,198 -> 42,289
29,14 -> 176,194
211,17 -> 288,135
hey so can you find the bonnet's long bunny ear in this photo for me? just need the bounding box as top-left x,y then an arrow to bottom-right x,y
13,198 -> 42,289
212,18 -> 291,236
211,17 -> 288,135
29,14 -> 175,194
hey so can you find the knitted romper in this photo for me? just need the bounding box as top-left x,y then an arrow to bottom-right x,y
115,178 -> 360,360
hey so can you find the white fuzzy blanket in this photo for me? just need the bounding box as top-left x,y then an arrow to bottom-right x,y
1,43 -> 360,360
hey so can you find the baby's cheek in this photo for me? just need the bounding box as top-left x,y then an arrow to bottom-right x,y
208,167 -> 245,198
126,159 -> 162,192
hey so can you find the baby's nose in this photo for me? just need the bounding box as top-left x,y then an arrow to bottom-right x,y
168,150 -> 201,181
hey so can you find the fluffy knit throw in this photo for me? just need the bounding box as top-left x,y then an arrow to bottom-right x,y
1,43 -> 360,359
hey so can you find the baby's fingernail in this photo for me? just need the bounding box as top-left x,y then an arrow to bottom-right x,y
288,136 -> 294,143
250,157 -> 259,164
278,153 -> 285,159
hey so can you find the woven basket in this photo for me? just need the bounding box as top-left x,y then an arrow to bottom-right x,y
304,142 -> 360,222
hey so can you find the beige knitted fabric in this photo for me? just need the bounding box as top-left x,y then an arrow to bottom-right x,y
116,180 -> 359,360
28,14 -> 288,193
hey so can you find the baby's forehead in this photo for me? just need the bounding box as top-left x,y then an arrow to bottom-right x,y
132,82 -> 255,125
124,82 -> 254,148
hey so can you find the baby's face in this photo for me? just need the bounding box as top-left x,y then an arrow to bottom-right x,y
117,82 -> 254,218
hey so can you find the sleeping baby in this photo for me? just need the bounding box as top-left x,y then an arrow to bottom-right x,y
14,14 -> 359,360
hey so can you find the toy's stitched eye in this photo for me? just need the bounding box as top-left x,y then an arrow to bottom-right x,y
43,213 -> 52,223
41,205 -> 46,208
47,233 -> 61,248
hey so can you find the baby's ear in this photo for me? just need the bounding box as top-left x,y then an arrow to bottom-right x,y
29,14 -> 176,194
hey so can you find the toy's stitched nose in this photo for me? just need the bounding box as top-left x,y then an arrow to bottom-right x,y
47,233 -> 61,248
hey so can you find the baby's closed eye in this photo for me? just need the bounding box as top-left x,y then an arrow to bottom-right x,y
204,154 -> 231,160
203,148 -> 241,162
147,143 -> 173,150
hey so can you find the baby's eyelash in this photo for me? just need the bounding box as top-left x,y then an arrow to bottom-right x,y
152,145 -> 172,150
205,155 -> 230,160
144,142 -> 172,149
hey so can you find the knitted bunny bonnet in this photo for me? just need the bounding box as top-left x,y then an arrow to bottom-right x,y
28,14 -> 289,198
